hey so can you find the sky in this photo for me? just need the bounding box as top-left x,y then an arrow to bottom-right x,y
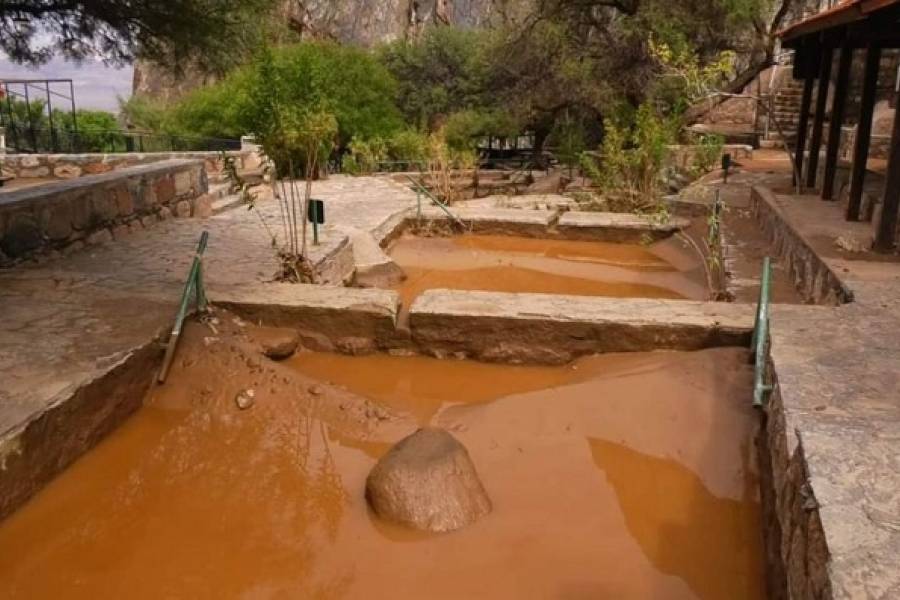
0,57 -> 133,113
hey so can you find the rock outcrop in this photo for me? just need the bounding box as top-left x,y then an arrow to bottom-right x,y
365,428 -> 491,532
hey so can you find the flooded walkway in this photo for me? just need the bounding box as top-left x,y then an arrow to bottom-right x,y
0,323 -> 763,599
388,233 -> 710,308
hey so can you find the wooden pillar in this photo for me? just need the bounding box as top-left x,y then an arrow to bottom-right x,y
822,44 -> 853,200
794,69 -> 816,187
806,46 -> 833,189
873,75 -> 900,252
847,45 -> 882,220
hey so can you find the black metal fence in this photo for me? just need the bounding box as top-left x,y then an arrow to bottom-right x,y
2,125 -> 241,154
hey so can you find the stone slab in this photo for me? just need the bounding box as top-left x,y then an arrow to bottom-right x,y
212,283 -> 399,343
408,289 -> 754,363
417,206 -> 556,236
556,211 -> 690,242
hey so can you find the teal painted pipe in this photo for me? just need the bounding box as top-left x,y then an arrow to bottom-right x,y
158,230 -> 209,383
752,257 -> 773,408
406,175 -> 466,229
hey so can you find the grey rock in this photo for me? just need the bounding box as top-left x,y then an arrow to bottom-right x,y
366,428 -> 492,533
258,328 -> 300,360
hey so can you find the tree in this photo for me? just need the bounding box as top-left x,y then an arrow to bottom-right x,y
0,0 -> 277,71
124,42 -> 402,150
379,27 -> 493,129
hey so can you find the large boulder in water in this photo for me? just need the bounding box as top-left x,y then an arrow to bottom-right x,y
365,428 -> 492,533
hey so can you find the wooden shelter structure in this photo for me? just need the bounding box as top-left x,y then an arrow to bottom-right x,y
779,0 -> 900,252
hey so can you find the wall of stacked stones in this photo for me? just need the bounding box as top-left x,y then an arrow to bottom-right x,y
750,186 -> 853,305
761,380 -> 832,600
0,150 -> 257,181
0,160 -> 211,266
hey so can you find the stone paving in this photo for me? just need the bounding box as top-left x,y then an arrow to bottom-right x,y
760,191 -> 900,599
0,176 -> 416,490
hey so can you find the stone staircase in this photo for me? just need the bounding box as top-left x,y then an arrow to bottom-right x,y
762,78 -> 804,149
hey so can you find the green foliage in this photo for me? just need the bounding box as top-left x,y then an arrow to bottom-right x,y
342,137 -> 388,175
341,128 -> 433,174
691,133 -> 726,175
588,102 -> 678,212
134,42 -> 402,149
386,130 -> 429,164
1,98 -> 122,151
550,113 -> 587,172
379,27 -> 492,128
119,95 -> 170,133
244,47 -> 339,175
1,0 -> 279,73
443,109 -> 520,152
58,110 -> 122,152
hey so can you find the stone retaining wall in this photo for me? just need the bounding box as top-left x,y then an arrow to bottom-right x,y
0,159 -> 211,265
750,186 -> 853,305
759,376 -> 831,600
0,150 -> 258,181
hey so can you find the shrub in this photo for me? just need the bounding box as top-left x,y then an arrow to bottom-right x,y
131,42 -> 403,147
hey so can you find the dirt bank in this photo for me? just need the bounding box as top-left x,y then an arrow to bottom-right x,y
0,314 -> 763,599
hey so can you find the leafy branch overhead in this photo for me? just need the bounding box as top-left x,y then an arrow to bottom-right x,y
0,0 -> 277,71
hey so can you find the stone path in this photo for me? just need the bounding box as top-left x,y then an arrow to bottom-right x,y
760,191 -> 900,599
0,175 -> 415,443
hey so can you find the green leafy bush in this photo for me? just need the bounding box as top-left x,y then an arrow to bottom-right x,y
127,42 -> 403,148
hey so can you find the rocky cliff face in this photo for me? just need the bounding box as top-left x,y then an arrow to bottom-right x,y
132,0 -> 495,102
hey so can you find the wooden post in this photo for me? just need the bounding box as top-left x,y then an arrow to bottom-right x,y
873,69 -> 900,252
822,45 -> 853,200
847,45 -> 882,220
807,46 -> 833,189
794,68 -> 816,188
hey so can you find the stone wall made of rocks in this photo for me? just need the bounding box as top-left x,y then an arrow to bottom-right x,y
751,186 -> 854,305
759,377 -> 832,600
0,150 -> 256,181
0,159 -> 211,266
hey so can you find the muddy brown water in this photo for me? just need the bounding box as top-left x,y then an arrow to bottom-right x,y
0,345 -> 763,599
388,233 -> 710,308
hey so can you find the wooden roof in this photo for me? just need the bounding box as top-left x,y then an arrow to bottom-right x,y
778,0 -> 900,42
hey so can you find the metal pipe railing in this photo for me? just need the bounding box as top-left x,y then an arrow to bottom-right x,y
751,257 -> 774,408
158,231 -> 209,383
405,175 -> 467,230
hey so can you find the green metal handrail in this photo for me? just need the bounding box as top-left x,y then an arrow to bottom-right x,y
157,231 -> 209,383
406,175 -> 467,229
751,257 -> 774,408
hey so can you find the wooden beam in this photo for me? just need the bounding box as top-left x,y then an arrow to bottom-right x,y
822,45 -> 853,200
794,65 -> 817,187
847,44 -> 882,220
874,71 -> 900,252
806,46 -> 834,189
